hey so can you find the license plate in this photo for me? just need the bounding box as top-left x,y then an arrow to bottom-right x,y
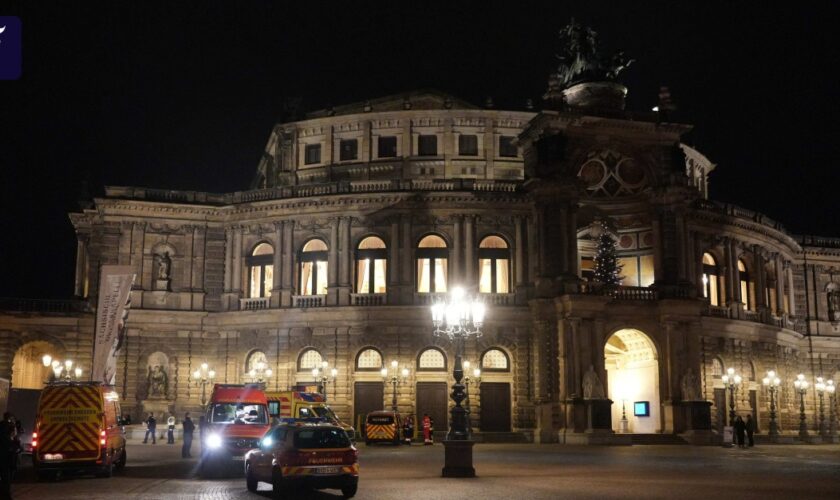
317,466 -> 339,474
232,455 -> 245,461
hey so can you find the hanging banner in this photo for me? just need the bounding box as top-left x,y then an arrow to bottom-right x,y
92,265 -> 135,385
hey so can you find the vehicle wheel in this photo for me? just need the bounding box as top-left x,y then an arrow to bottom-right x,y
341,484 -> 358,498
114,448 -> 127,471
246,464 -> 258,492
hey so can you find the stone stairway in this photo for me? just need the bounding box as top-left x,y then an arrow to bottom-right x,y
630,433 -> 690,445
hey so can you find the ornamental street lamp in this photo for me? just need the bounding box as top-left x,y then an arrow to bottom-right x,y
762,370 -> 782,438
721,367 -> 742,426
827,380 -> 837,439
793,373 -> 809,440
42,355 -> 83,382
192,363 -> 216,406
463,362 -> 481,431
815,377 -> 828,437
247,360 -> 273,385
381,361 -> 409,412
312,361 -> 338,400
431,286 -> 485,478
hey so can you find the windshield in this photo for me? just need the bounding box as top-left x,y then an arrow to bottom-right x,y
312,406 -> 338,421
293,428 -> 351,449
208,403 -> 268,425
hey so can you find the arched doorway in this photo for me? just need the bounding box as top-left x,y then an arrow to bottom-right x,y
12,341 -> 58,389
604,329 -> 660,434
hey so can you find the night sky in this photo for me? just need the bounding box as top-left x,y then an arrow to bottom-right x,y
3,1 -> 839,299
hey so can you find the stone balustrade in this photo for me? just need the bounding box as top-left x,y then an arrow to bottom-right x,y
240,297 -> 269,311
292,295 -> 325,308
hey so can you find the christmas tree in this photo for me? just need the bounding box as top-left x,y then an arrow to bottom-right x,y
593,221 -> 623,286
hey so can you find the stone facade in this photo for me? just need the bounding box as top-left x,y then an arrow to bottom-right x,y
2,86 -> 839,443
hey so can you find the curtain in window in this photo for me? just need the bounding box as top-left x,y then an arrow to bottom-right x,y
479,259 -> 493,293
357,259 -> 371,293
417,259 -> 430,293
435,258 -> 447,292
316,261 -> 328,295
495,259 -> 509,293
374,260 -> 387,293
301,262 -> 314,295
250,266 -> 262,298
263,265 -> 273,298
639,255 -> 654,287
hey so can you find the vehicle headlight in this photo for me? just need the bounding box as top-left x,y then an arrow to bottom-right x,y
261,437 -> 272,448
206,433 -> 223,449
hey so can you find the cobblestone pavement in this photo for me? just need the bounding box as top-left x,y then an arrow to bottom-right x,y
10,440 -> 840,499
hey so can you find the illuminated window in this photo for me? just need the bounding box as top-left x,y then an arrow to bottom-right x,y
418,348 -> 446,371
356,348 -> 383,371
616,254 -> 654,287
481,348 -> 510,371
581,256 -> 595,281
738,259 -> 754,310
702,252 -> 721,306
300,239 -> 328,296
298,349 -> 323,371
247,243 -> 274,298
478,236 -> 510,293
711,357 -> 723,378
247,350 -> 268,372
416,235 -> 448,293
355,236 -> 387,294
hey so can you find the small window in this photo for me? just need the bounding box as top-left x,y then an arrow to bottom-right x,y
298,348 -> 323,371
378,136 -> 398,158
458,135 -> 478,156
481,348 -> 510,371
711,358 -> 723,379
339,139 -> 358,161
499,136 -> 517,157
418,135 -> 438,156
356,348 -> 383,371
304,144 -> 321,165
418,348 -> 446,371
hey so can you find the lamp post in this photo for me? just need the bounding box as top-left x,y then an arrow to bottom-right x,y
793,373 -> 809,440
463,362 -> 481,431
827,380 -> 837,440
761,370 -> 781,439
312,361 -> 338,400
815,377 -> 828,437
247,361 -> 273,385
42,355 -> 83,382
192,363 -> 216,406
721,367 -> 742,426
381,361 -> 409,412
431,286 -> 485,478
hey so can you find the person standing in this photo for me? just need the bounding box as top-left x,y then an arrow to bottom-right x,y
745,414 -> 756,448
182,413 -> 195,458
422,413 -> 432,445
143,413 -> 157,444
734,415 -> 746,448
402,415 -> 414,445
167,414 -> 176,444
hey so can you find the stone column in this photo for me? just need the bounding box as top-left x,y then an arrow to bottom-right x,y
693,232 -> 706,296
388,219 -> 400,304
514,216 -> 525,287
775,254 -> 786,315
282,221 -> 294,306
401,216 -> 413,303
338,217 -> 352,305
675,214 -> 689,282
191,226 -> 206,294
74,235 -> 88,297
271,222 -> 283,308
786,261 -> 796,315
232,228 -> 243,304
328,219 -> 339,305
118,222 -> 133,266
753,245 -> 767,310
651,216 -> 664,284
452,216 -> 462,285
567,207 -> 579,278
222,228 -> 234,310
528,214 -> 538,284
464,216 -> 475,288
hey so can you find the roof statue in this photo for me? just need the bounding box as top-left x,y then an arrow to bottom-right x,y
548,20 -> 634,91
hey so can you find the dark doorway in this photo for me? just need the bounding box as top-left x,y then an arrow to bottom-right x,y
354,382 -> 384,435
713,388 -> 726,431
479,382 -> 511,432
416,382 -> 448,434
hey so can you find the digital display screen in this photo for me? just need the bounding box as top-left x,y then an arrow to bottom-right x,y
634,401 -> 650,417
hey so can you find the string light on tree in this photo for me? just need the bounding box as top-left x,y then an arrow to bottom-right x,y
593,220 -> 623,286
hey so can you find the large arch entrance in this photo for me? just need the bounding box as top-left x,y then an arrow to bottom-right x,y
604,328 -> 660,434
11,341 -> 58,389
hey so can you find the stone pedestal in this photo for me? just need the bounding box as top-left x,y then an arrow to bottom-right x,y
154,279 -> 170,291
441,439 -> 476,478
141,398 -> 172,420
585,399 -> 613,432
678,401 -> 716,445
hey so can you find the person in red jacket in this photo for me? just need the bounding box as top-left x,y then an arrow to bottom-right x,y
422,413 -> 433,445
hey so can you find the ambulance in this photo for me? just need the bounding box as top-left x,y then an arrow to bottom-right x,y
201,383 -> 271,473
264,391 -> 355,437
32,382 -> 126,480
364,410 -> 402,445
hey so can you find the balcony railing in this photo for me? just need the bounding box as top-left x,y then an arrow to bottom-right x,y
580,284 -> 657,301
292,295 -> 325,308
413,292 -> 448,305
240,297 -> 270,311
0,297 -> 89,314
482,293 -> 515,306
350,293 -> 387,306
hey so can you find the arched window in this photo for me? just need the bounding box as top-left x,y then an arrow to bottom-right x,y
300,239 -> 328,296
416,235 -> 448,293
355,236 -> 387,294
355,348 -> 383,371
478,236 -> 510,294
247,243 -> 274,298
738,259 -> 753,310
247,350 -> 268,372
702,253 -> 721,306
711,357 -> 723,379
417,347 -> 447,371
298,348 -> 323,372
481,348 -> 510,372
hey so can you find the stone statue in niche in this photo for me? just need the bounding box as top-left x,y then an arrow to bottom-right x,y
681,368 -> 702,402
147,364 -> 168,398
153,252 -> 172,291
582,365 -> 605,399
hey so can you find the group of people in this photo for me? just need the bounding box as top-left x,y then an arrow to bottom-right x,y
0,413 -> 24,500
142,412 -> 198,458
732,414 -> 758,448
401,414 -> 435,445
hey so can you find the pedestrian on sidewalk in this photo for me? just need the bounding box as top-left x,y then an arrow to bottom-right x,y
167,414 -> 176,444
182,413 -> 195,458
422,413 -> 433,445
143,413 -> 157,444
745,414 -> 756,447
734,415 -> 746,448
402,415 -> 414,445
